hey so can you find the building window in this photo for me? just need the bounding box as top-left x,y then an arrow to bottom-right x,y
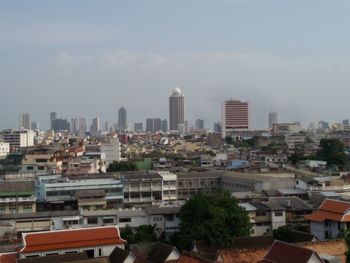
9,204 -> 16,213
0,204 -> 6,213
119,218 -> 131,223
274,211 -> 283,217
99,248 -> 102,256
87,217 -> 98,224
23,204 -> 33,211
103,218 -> 114,224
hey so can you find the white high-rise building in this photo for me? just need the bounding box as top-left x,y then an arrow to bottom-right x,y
169,87 -> 184,132
19,113 -> 32,130
2,130 -> 34,149
101,136 -> 121,168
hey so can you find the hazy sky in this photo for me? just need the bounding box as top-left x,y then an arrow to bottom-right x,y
1,0 -> 350,130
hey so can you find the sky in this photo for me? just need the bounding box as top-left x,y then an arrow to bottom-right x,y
1,0 -> 350,130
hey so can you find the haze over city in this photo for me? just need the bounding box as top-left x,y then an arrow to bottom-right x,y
2,0 -> 350,129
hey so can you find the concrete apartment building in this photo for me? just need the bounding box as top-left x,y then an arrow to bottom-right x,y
122,171 -> 177,206
101,136 -> 121,168
0,142 -> 10,158
0,181 -> 36,215
36,174 -> 124,208
20,148 -> 63,174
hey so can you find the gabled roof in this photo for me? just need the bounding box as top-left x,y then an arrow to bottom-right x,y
305,199 -> 350,222
260,241 -> 324,263
109,247 -> 134,263
20,226 -> 126,253
147,242 -> 179,263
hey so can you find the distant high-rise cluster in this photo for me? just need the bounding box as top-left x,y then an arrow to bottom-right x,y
50,112 -> 70,132
222,99 -> 249,138
146,118 -> 161,133
169,87 -> 184,132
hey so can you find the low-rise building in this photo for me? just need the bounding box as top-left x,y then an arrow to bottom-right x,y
0,142 -> 10,158
36,174 -> 124,208
0,181 -> 36,215
19,226 -> 126,259
305,199 -> 350,240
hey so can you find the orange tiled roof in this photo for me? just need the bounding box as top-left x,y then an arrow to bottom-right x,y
305,199 -> 350,222
319,199 -> 350,213
0,252 -> 18,263
218,248 -> 269,263
21,226 -> 126,253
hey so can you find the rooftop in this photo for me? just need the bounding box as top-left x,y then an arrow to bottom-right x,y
20,226 -> 126,253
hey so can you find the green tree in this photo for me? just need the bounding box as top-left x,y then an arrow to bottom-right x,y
317,139 -> 348,166
106,161 -> 137,172
173,191 -> 251,251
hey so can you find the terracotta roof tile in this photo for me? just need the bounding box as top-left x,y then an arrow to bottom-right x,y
0,252 -> 18,263
260,241 -> 321,263
305,199 -> 350,222
217,247 -> 269,263
21,226 -> 125,253
319,199 -> 350,214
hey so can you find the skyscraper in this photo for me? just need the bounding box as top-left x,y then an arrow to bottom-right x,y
78,118 -> 87,134
90,117 -> 100,134
195,119 -> 204,129
146,118 -> 161,133
50,112 -> 57,130
161,119 -> 168,132
169,87 -> 184,132
222,99 -> 249,138
118,107 -> 127,133
19,113 -> 32,130
269,111 -> 278,129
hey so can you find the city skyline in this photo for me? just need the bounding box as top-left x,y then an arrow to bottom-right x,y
3,1 -> 350,129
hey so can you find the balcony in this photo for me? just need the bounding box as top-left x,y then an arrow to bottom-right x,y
0,196 -> 36,203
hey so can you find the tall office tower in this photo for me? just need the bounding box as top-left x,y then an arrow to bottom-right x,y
161,119 -> 168,132
70,118 -> 78,134
50,112 -> 57,130
269,111 -> 278,129
104,122 -> 110,132
343,119 -> 350,126
90,117 -> 100,134
213,122 -> 222,133
19,113 -> 32,130
146,118 -> 162,133
222,99 -> 249,138
169,87 -> 184,132
195,119 -> 204,129
134,123 -> 143,133
118,107 -> 127,133
78,118 -> 87,134
31,122 -> 39,130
